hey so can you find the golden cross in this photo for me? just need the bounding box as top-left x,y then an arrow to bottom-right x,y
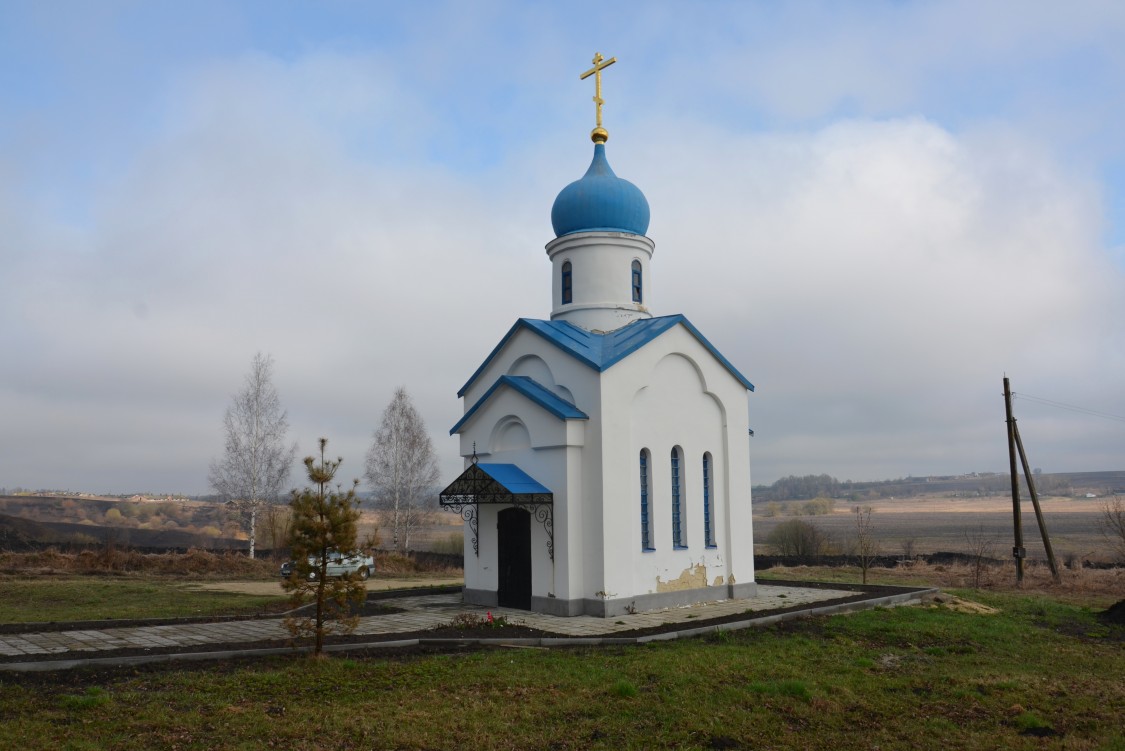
580,52 -> 617,143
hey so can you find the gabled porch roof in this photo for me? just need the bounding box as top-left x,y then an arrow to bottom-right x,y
449,374 -> 588,435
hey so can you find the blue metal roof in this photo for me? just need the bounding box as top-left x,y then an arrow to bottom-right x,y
450,374 -> 588,435
477,463 -> 552,495
457,315 -> 755,398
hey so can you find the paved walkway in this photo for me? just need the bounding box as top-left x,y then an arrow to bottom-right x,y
0,584 -> 872,661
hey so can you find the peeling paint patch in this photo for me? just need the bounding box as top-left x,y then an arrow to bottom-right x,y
657,563 -> 707,592
712,575 -> 724,586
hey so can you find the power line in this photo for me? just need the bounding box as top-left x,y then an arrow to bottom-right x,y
1013,392 -> 1125,423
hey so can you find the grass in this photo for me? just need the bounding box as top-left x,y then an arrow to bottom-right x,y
0,578 -> 288,623
1,590 -> 1122,750
756,560 -> 1124,607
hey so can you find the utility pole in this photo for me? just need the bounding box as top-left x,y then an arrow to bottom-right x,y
1003,376 -> 1061,584
1004,376 -> 1025,584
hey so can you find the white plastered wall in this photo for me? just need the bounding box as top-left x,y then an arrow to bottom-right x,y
455,335 -> 602,604
599,325 -> 754,602
454,319 -> 753,611
546,231 -> 655,332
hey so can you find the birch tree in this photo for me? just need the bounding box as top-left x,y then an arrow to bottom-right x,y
208,352 -> 296,558
365,387 -> 440,551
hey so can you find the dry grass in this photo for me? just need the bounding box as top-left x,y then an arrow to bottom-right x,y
0,547 -> 464,579
0,547 -> 277,579
759,559 -> 1125,606
373,550 -> 462,575
754,494 -> 1114,562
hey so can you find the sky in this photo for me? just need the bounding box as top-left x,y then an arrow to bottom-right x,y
1,0 -> 1124,495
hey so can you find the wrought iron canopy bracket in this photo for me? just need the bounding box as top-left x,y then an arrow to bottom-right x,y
439,465 -> 555,560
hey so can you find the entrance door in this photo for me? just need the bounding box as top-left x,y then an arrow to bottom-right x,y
497,507 -> 531,609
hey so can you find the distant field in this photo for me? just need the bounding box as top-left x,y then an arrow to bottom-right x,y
0,495 -> 468,555
753,494 -> 1113,561
356,510 -> 464,552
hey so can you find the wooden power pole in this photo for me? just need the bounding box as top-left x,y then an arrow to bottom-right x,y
1003,376 -> 1062,584
1003,377 -> 1025,584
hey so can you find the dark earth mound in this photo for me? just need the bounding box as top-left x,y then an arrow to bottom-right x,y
1100,599 -> 1125,625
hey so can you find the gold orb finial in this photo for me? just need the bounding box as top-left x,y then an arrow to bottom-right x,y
580,52 -> 616,143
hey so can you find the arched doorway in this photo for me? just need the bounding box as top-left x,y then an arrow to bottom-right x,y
497,507 -> 531,609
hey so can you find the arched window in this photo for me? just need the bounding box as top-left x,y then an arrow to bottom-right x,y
561,261 -> 573,304
703,452 -> 715,548
639,449 -> 653,551
671,446 -> 685,548
631,260 -> 642,303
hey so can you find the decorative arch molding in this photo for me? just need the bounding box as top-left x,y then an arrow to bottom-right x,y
508,355 -> 577,408
508,354 -> 556,386
653,351 -> 709,391
555,384 -> 576,405
489,415 -> 532,453
637,352 -> 729,426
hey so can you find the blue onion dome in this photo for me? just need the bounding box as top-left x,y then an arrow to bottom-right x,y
551,143 -> 650,237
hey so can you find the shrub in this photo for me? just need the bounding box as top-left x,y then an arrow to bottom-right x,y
801,497 -> 835,516
766,519 -> 830,558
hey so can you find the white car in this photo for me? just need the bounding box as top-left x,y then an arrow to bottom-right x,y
280,551 -> 374,581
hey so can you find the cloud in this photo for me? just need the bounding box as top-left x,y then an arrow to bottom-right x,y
0,51 -> 541,492
1,6 -> 1123,493
637,115 -> 1124,481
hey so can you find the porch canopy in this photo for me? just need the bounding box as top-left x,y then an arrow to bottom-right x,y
439,462 -> 554,559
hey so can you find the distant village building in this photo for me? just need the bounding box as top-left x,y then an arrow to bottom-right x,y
440,54 -> 757,617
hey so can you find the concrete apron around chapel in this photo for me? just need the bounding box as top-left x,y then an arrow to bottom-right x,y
439,53 -> 756,618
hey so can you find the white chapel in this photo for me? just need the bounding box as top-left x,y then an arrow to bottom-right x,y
439,54 -> 756,617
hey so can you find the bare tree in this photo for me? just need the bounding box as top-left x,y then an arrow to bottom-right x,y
964,524 -> 1000,589
900,536 -> 917,563
1100,494 -> 1125,563
853,505 -> 879,584
365,387 -> 440,552
208,353 -> 296,558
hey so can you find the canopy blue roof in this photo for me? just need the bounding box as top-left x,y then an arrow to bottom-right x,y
551,143 -> 650,237
458,315 -> 755,398
476,463 -> 552,495
450,375 -> 588,435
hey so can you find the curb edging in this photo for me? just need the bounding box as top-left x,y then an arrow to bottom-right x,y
0,586 -> 938,672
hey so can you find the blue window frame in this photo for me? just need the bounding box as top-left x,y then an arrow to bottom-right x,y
671,447 -> 684,548
562,261 -> 573,304
639,449 -> 653,550
631,260 -> 642,303
703,452 -> 715,547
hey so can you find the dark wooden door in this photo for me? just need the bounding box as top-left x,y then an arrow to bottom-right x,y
497,507 -> 531,609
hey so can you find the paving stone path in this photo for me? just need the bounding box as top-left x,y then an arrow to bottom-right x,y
0,584 -> 859,659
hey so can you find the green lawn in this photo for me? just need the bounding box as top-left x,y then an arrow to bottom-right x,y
1,591 -> 1121,750
0,578 -> 288,623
